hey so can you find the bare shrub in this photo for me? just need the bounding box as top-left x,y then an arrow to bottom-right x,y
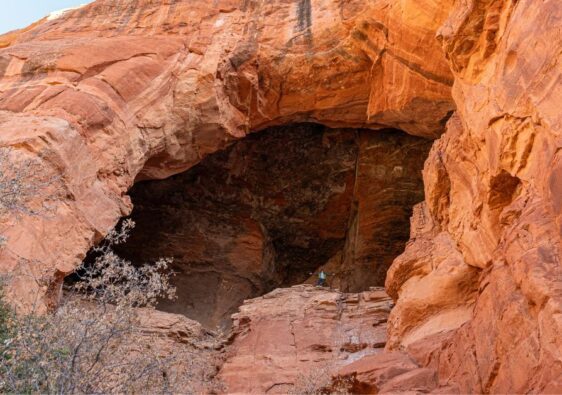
0,220 -> 224,394
0,148 -> 225,393
289,363 -> 351,395
74,219 -> 176,308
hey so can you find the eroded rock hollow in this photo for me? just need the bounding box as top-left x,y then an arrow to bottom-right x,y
1,0 -> 561,392
117,124 -> 430,328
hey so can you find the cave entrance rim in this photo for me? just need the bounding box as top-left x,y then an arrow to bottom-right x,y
81,122 -> 433,329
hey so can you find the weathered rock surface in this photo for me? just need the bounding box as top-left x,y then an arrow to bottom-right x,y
115,307 -> 224,393
136,307 -> 209,345
1,0 -> 561,393
116,124 -> 429,328
384,0 -> 562,393
218,285 -> 392,393
334,351 -> 440,394
0,0 -> 453,312
116,123 -> 357,328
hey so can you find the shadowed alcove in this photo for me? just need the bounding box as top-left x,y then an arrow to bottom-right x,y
111,123 -> 431,328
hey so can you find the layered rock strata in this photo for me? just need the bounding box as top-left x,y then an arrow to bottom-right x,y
0,0 -> 454,312
116,124 -> 429,328
382,0 -> 562,393
218,285 -> 392,393
0,0 -> 561,393
334,351 -> 444,394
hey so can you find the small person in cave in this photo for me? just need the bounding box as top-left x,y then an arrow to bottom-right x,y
317,270 -> 329,287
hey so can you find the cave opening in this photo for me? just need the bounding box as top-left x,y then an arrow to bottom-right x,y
92,123 -> 431,329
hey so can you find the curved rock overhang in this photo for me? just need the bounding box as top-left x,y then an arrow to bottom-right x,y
114,123 -> 430,328
0,0 -> 454,312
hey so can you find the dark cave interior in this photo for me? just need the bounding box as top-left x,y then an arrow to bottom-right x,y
81,123 -> 431,328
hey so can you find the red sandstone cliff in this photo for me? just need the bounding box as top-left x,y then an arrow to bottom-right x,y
0,0 -> 561,393
0,0 -> 453,312
383,1 -> 562,392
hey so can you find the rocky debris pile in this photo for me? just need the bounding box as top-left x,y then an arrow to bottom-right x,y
132,308 -> 226,393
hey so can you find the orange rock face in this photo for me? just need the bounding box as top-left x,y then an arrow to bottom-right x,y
335,351 -> 440,394
116,124 -> 429,328
219,285 -> 392,393
1,0 -> 561,393
384,0 -> 562,392
0,0 -> 453,312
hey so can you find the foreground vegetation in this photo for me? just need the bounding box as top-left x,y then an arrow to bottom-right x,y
0,220 -> 223,393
